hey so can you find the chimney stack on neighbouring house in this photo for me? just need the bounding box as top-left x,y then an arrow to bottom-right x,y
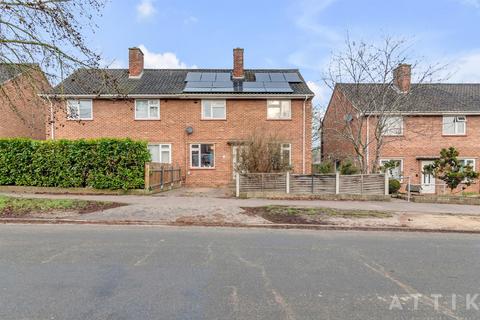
393,63 -> 411,93
232,48 -> 245,79
129,47 -> 144,78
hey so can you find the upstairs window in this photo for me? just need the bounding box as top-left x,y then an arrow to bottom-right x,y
191,144 -> 215,168
67,99 -> 92,120
267,100 -> 291,119
443,116 -> 466,135
135,99 -> 160,120
202,100 -> 226,120
148,144 -> 171,163
382,116 -> 403,136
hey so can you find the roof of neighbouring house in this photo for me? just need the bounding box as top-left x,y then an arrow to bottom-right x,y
48,68 -> 314,97
336,83 -> 480,114
0,64 -> 42,85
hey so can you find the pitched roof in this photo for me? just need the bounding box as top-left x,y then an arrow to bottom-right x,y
337,83 -> 480,114
49,69 -> 314,97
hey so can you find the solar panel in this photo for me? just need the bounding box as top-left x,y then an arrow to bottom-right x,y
269,73 -> 286,82
243,87 -> 267,92
212,81 -> 233,88
183,87 -> 212,92
211,87 -> 234,92
243,82 -> 265,88
264,81 -> 293,92
185,81 -> 213,88
254,73 -> 271,82
185,72 -> 201,82
283,72 -> 302,82
215,73 -> 231,81
200,73 -> 216,81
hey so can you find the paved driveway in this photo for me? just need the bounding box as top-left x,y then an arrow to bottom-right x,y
2,188 -> 480,224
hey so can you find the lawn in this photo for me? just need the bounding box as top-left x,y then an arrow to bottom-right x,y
0,195 -> 122,217
242,205 -> 392,224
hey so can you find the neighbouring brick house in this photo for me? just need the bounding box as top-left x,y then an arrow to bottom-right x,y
44,48 -> 314,186
0,64 -> 50,139
322,64 -> 480,194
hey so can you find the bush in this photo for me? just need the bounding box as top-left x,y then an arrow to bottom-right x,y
389,179 -> 401,194
313,161 -> 334,174
339,160 -> 360,175
0,138 -> 151,190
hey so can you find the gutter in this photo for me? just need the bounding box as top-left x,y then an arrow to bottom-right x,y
39,93 -> 315,100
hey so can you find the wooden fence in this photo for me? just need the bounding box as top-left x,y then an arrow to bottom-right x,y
144,163 -> 182,191
236,172 -> 388,197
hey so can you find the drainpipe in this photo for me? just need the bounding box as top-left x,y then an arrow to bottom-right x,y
302,95 -> 308,174
49,99 -> 55,140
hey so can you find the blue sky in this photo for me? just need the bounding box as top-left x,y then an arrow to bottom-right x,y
92,0 -> 480,105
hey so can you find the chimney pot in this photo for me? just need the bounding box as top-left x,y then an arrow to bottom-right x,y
129,47 -> 144,78
233,48 -> 244,79
393,63 -> 411,93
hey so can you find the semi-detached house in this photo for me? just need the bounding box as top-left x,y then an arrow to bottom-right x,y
322,64 -> 480,194
45,48 -> 314,186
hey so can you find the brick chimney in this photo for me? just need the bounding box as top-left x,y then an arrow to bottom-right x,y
393,63 -> 411,93
232,48 -> 244,79
129,47 -> 144,78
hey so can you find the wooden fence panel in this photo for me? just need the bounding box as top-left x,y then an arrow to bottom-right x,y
291,174 -> 336,194
144,163 -> 182,190
239,173 -> 286,192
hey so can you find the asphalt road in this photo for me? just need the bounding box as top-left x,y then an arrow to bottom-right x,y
0,225 -> 479,320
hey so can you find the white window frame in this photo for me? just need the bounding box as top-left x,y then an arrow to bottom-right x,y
459,158 -> 475,183
148,144 -> 172,164
281,143 -> 292,165
190,143 -> 215,169
201,100 -> 226,120
380,159 -> 403,181
267,100 -> 292,120
442,115 -> 466,135
135,99 -> 160,120
66,99 -> 93,120
382,116 -> 403,136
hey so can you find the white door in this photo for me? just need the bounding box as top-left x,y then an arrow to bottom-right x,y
421,161 -> 436,194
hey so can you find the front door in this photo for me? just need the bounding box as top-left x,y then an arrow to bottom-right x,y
421,160 -> 436,194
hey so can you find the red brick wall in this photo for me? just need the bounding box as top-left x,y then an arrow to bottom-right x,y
0,70 -> 49,139
50,98 -> 312,186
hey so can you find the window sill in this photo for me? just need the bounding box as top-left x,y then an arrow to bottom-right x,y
200,118 -> 227,121
382,134 -> 404,137
442,134 -> 466,137
67,118 -> 93,121
189,167 -> 216,170
135,118 -> 161,121
266,118 -> 292,121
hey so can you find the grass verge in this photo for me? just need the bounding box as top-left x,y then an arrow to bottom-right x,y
242,205 -> 392,224
0,195 -> 123,217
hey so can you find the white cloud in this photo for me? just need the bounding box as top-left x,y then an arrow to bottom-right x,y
456,0 -> 480,8
184,16 -> 198,25
307,80 -> 331,107
445,51 -> 480,82
295,0 -> 341,43
137,0 -> 156,19
138,45 -> 196,69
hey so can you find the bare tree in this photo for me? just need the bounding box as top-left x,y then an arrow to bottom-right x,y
323,35 -> 445,173
0,0 -> 107,131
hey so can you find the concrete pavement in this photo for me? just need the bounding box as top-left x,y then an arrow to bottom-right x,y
0,225 -> 479,319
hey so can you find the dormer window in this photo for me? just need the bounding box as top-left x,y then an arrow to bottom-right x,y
443,115 -> 466,135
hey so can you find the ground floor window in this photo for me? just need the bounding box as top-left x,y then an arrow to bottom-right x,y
148,144 -> 171,163
191,144 -> 215,168
380,159 -> 403,180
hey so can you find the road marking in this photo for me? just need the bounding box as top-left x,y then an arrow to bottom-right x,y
41,246 -> 77,264
235,253 -> 296,320
362,259 -> 463,320
134,246 -> 157,266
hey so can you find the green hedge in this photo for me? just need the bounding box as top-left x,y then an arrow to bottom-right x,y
0,138 -> 151,190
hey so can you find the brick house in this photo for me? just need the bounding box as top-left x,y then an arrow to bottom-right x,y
322,64 -> 480,194
0,64 -> 49,139
45,48 -> 314,186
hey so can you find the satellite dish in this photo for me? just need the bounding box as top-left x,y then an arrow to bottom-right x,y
185,126 -> 193,134
344,114 -> 353,122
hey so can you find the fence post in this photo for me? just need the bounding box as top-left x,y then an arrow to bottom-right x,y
286,172 -> 290,194
170,166 -> 174,186
361,174 -> 364,195
335,171 -> 340,195
261,173 -> 265,192
384,173 -> 389,195
407,176 -> 411,202
236,172 -> 240,197
144,163 -> 150,190
160,166 -> 164,189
